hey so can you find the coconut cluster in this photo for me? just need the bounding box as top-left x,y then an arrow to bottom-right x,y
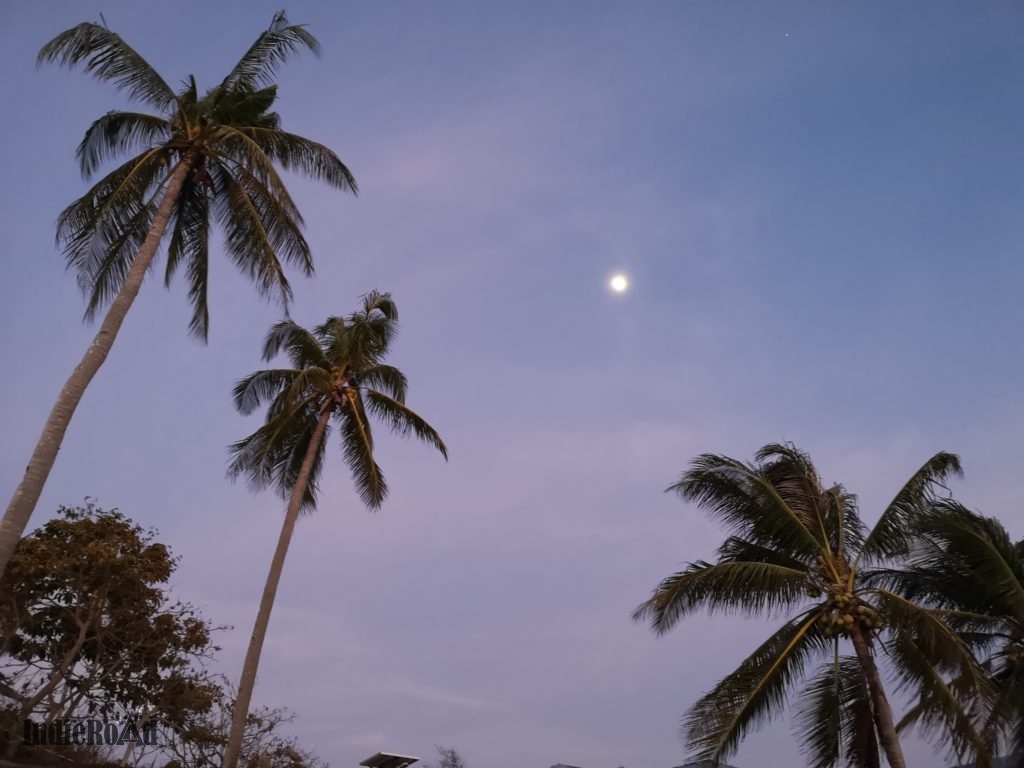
818,589 -> 883,637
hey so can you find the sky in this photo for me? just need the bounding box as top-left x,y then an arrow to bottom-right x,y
2,2 -> 1024,767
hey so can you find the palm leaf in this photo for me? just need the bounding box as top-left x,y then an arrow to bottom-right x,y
208,124 -> 300,217
57,149 -> 165,297
219,15 -> 320,92
75,111 -> 170,178
338,390 -> 386,509
358,364 -> 408,401
886,627 -> 992,767
912,502 -> 1024,620
77,196 -> 156,321
671,453 -> 824,559
715,536 -> 811,571
683,611 -> 826,763
205,84 -> 280,128
208,162 -> 304,306
755,443 -> 832,547
238,127 -> 357,191
795,656 -> 880,768
362,390 -> 448,459
163,176 -> 213,339
227,395 -> 321,493
38,23 -> 177,110
260,321 -> 329,369
633,560 -> 810,633
858,452 -> 962,565
273,404 -> 330,512
232,370 -> 302,417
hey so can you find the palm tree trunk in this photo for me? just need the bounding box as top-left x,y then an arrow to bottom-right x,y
850,625 -> 907,768
0,156 -> 195,579
222,404 -> 333,768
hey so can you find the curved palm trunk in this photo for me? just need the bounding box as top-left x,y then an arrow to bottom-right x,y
0,157 -> 194,579
222,405 -> 333,768
850,625 -> 907,768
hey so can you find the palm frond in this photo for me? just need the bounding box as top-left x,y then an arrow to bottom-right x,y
238,127 -> 357,192
220,15 -> 320,92
338,390 -> 386,509
824,484 -> 866,559
795,656 -> 843,768
260,321 -> 329,369
273,405 -> 330,512
226,396 -> 323,499
57,150 -> 165,299
358,364 -> 408,401
794,656 -> 880,768
362,390 -> 448,460
754,443 -> 832,547
38,22 -> 177,110
205,84 -> 280,128
632,561 -> 809,634
715,536 -> 811,571
361,290 -> 399,320
78,197 -> 156,321
208,125 -> 300,218
232,370 -> 302,416
909,501 -> 1024,621
209,161 -> 309,307
76,111 -> 170,178
338,292 -> 399,367
163,176 -> 212,339
858,452 -> 962,565
683,611 -> 826,764
886,627 -> 992,767
981,661 -> 1024,759
873,588 -> 986,684
670,453 -> 824,560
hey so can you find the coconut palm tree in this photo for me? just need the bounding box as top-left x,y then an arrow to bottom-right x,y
886,501 -> 1024,762
0,13 -> 356,579
223,292 -> 447,768
634,444 -> 988,768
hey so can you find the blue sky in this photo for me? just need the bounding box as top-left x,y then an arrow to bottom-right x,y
2,2 -> 1024,767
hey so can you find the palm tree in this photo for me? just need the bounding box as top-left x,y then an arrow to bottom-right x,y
223,292 -> 447,768
0,13 -> 356,579
633,444 -> 987,768
887,501 -> 1024,762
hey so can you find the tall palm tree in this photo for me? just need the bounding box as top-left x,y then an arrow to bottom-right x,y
633,444 -> 987,768
0,14 -> 356,579
224,292 -> 447,768
887,501 -> 1024,762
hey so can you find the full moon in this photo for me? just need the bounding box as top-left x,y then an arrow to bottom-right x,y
609,273 -> 629,293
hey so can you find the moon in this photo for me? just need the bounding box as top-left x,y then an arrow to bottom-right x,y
609,273 -> 629,293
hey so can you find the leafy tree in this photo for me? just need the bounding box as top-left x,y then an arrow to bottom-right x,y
883,501 -> 1024,762
0,503 -> 219,757
147,680 -> 325,768
223,292 -> 447,768
423,746 -> 467,768
633,444 -> 986,768
0,12 -> 356,579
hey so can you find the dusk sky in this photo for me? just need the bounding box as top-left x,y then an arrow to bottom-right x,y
2,3 -> 1024,767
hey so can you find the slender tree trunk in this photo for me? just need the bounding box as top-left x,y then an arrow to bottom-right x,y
222,404 -> 333,768
850,625 -> 907,768
0,156 -> 195,579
